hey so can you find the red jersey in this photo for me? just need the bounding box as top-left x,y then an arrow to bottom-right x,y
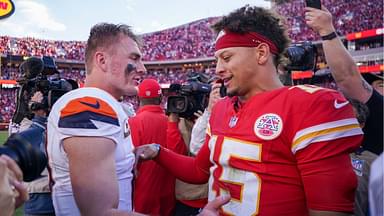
129,105 -> 186,216
203,85 -> 363,215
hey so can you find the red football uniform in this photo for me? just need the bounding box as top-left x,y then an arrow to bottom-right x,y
157,85 -> 363,216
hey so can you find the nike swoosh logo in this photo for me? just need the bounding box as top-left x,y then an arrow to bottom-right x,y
80,100 -> 100,109
334,99 -> 349,109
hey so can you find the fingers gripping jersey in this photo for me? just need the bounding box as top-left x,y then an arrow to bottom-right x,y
207,85 -> 363,216
47,87 -> 135,215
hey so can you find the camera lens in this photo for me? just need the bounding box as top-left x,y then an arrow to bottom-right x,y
0,127 -> 47,182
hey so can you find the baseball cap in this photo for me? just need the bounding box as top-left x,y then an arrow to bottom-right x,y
362,72 -> 383,85
138,79 -> 161,98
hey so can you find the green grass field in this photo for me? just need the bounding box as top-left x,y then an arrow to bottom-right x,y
0,130 -> 24,216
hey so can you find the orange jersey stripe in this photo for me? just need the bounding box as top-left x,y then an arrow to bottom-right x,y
60,97 -> 117,119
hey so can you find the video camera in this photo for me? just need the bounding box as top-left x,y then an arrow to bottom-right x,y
12,56 -> 75,124
285,41 -> 317,71
167,76 -> 211,119
0,127 -> 47,182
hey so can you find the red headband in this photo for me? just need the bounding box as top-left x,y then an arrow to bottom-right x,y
215,30 -> 279,55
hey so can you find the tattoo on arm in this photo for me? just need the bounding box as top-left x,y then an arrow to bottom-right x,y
362,80 -> 373,94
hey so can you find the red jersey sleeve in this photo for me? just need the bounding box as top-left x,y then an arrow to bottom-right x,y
166,121 -> 187,154
288,85 -> 363,212
156,135 -> 212,184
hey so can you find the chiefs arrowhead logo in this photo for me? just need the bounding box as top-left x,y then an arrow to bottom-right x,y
0,0 -> 15,20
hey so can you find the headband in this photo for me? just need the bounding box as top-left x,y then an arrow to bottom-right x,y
215,30 -> 279,55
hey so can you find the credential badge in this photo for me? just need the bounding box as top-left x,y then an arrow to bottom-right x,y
254,113 -> 283,140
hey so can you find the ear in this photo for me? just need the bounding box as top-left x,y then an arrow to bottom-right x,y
256,43 -> 270,65
95,51 -> 107,72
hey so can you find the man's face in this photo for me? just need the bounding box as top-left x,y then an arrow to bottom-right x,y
372,80 -> 384,96
214,47 -> 259,100
106,36 -> 146,97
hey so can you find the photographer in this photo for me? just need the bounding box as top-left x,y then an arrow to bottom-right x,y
0,155 -> 28,216
22,91 -> 55,216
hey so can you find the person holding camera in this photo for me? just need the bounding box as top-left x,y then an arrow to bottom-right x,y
136,5 -> 363,216
129,78 -> 187,216
0,155 -> 28,216
47,23 -> 146,216
21,91 -> 55,216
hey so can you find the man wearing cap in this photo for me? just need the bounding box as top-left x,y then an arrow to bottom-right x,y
129,78 -> 187,216
362,73 -> 383,96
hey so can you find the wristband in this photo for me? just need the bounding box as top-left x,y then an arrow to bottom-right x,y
321,32 -> 337,41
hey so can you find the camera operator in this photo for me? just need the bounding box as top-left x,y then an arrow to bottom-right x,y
21,91 -> 55,216
129,79 -> 187,216
190,81 -> 222,156
0,154 -> 28,216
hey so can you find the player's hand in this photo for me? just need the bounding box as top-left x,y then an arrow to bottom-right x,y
198,195 -> 231,216
133,144 -> 161,177
305,6 -> 335,36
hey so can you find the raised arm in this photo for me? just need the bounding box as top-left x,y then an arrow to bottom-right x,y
305,6 -> 372,103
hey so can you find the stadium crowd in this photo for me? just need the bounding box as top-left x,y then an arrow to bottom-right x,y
274,0 -> 383,42
0,0 -> 382,62
0,2 -> 383,216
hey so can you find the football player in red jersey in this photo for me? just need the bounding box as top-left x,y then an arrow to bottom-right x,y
137,5 -> 363,216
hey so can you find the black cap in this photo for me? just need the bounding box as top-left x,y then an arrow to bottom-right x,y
362,72 -> 383,85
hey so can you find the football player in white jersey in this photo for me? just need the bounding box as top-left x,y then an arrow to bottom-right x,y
47,23 -> 146,216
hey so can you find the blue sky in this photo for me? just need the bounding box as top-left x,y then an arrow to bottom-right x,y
0,0 -> 270,41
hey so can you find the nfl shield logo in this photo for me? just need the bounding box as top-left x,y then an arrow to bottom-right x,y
229,116 -> 238,128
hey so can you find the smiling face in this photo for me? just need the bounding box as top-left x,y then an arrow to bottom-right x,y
215,46 -> 261,100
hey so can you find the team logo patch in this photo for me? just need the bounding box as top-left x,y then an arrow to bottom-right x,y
351,158 -> 364,176
254,113 -> 283,140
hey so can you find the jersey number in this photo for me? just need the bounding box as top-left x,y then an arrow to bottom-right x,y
209,136 -> 262,215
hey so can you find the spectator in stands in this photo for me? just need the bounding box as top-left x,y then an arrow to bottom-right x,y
129,79 -> 186,216
305,5 -> 383,155
136,5 -> 363,215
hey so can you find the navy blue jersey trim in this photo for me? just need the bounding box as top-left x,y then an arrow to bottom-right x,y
58,111 -> 120,129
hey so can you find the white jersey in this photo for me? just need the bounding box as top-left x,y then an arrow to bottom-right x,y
47,87 -> 135,215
